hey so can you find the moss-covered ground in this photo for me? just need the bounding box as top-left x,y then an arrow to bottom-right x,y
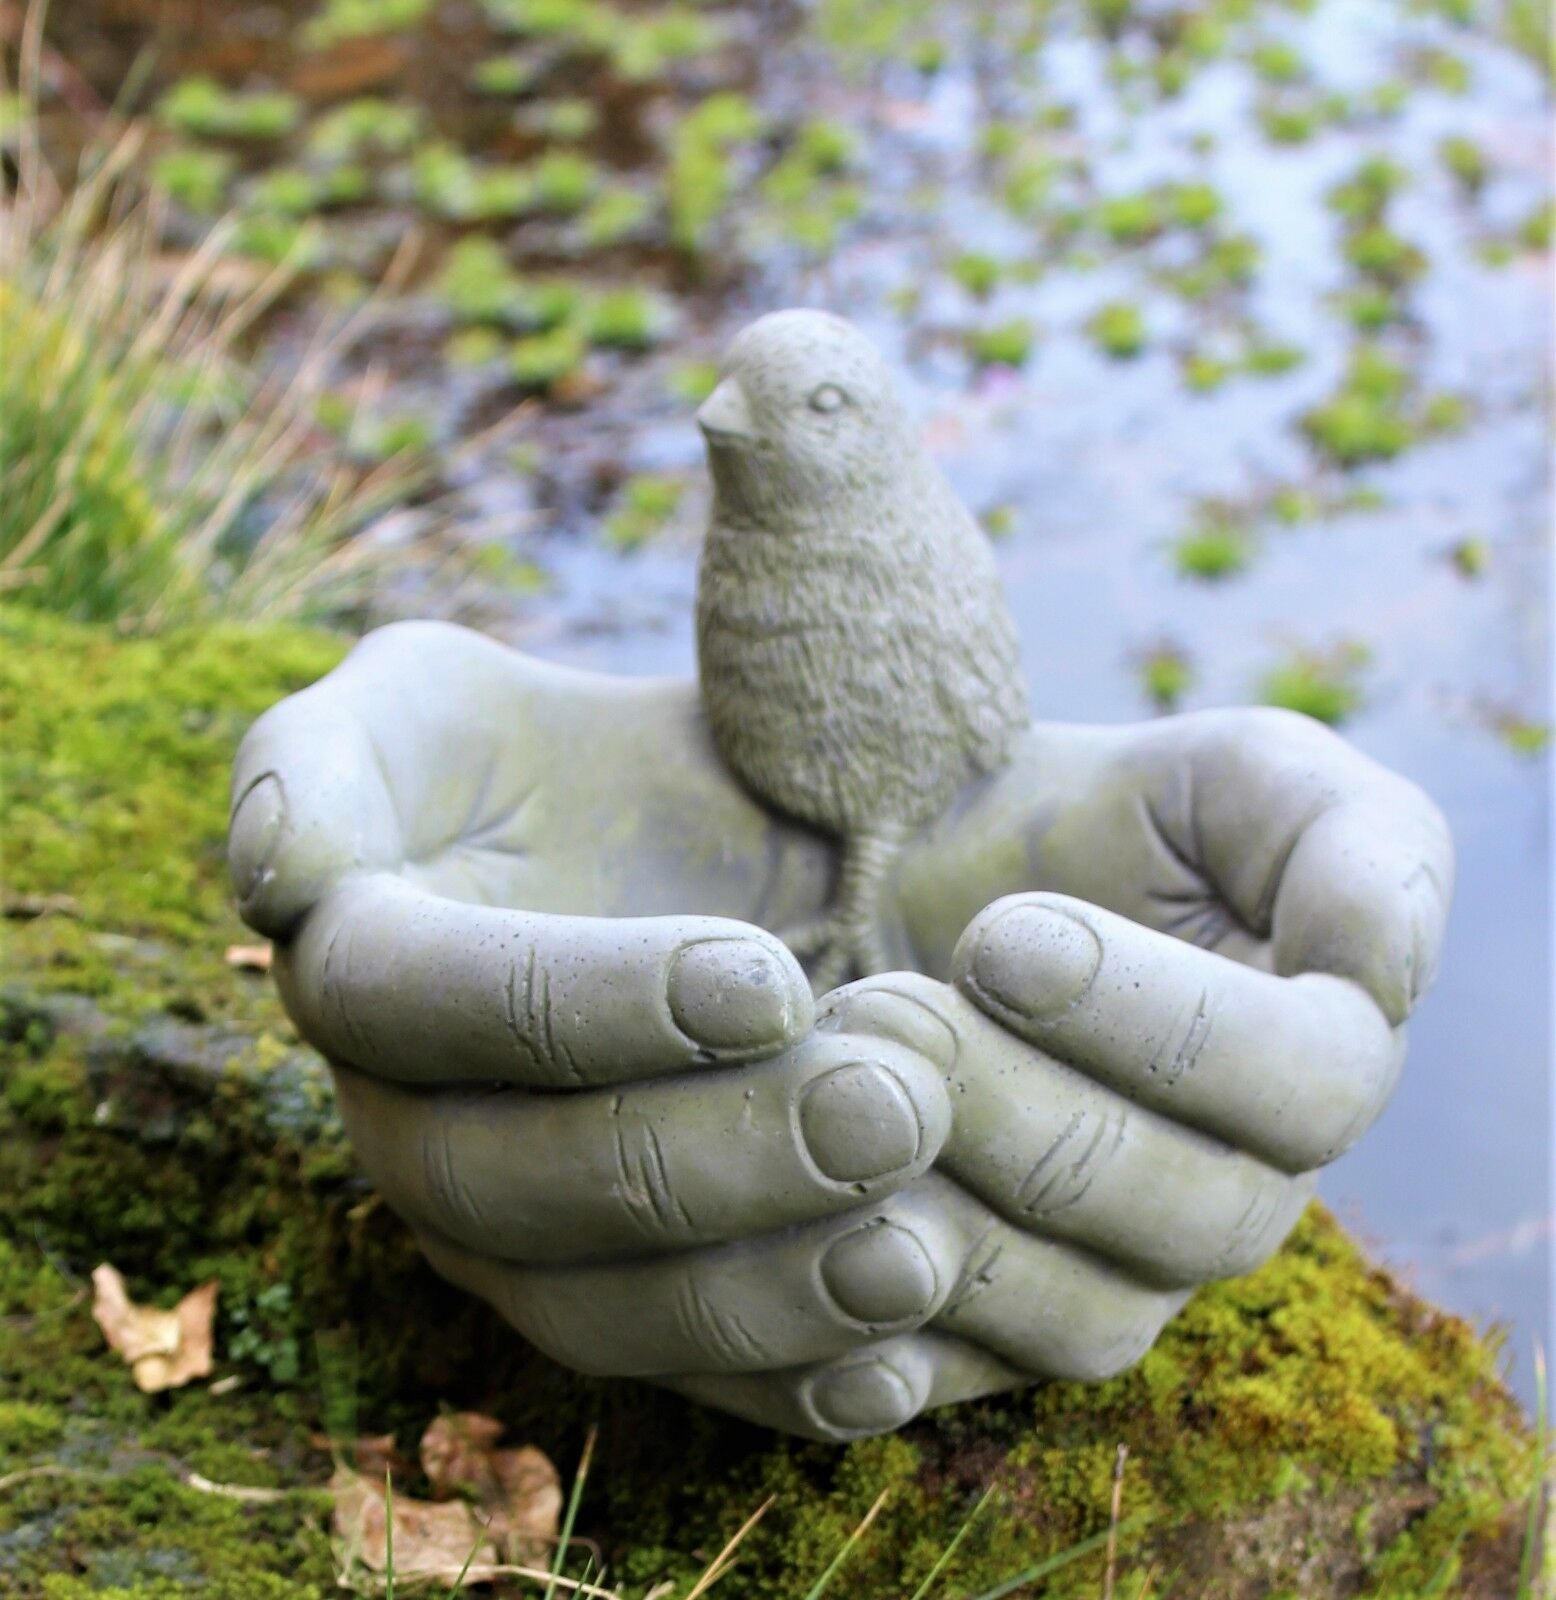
0,607 -> 1540,1596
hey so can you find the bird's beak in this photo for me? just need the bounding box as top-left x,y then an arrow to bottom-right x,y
696,379 -> 754,444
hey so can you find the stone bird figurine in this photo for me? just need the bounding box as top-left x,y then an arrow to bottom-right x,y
695,309 -> 1030,993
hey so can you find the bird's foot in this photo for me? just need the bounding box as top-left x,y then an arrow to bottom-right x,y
776,915 -> 893,997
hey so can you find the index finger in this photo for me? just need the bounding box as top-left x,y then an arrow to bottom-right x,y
278,872 -> 814,1088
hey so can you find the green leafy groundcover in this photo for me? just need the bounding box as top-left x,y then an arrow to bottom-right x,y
0,607 -> 1536,1597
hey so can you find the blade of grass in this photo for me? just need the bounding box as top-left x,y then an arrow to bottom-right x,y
440,1535 -> 485,1598
905,1483 -> 998,1600
1104,1444 -> 1129,1600
963,1516 -> 1147,1600
682,1496 -> 775,1600
1420,1530 -> 1467,1596
801,1487 -> 891,1600
544,1426 -> 597,1600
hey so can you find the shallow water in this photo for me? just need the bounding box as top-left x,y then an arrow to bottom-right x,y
47,0 -> 1554,1398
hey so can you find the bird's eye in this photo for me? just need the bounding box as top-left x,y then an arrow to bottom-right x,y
809,383 -> 846,414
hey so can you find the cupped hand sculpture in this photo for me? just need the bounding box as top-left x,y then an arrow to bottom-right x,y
230,622 -> 1452,1441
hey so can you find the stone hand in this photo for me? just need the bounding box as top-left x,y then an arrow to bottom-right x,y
229,622 -> 1451,1441
671,704 -> 1452,1436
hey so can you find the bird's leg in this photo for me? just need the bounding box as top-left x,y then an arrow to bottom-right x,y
781,825 -> 905,995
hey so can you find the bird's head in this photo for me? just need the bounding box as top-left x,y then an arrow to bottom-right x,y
697,309 -> 912,523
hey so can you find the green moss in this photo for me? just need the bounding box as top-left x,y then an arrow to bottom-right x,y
0,608 -> 343,981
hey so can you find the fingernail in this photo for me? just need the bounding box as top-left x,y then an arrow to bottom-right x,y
229,774 -> 284,904
668,937 -> 803,1055
799,1062 -> 923,1183
971,904 -> 1102,1016
821,1221 -> 938,1325
808,1358 -> 917,1435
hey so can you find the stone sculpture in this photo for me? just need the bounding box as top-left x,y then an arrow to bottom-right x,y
697,310 -> 1029,992
229,311 -> 1454,1442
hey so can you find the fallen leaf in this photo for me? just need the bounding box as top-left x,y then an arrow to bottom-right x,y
91,1264 -> 217,1393
331,1468 -> 500,1583
420,1412 -> 506,1500
224,942 -> 273,972
487,1444 -> 564,1564
421,1413 -> 562,1565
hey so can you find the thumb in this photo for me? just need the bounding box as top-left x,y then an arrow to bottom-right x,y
229,691 -> 402,938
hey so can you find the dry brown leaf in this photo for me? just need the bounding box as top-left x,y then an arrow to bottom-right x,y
331,1468 -> 500,1583
90,1264 -> 217,1393
224,942 -> 273,972
419,1412 -> 561,1565
487,1444 -> 563,1564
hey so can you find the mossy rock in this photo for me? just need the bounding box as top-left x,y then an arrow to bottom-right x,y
0,608 -> 1537,1597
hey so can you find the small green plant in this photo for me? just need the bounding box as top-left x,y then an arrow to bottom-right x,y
603,473 -> 684,550
471,50 -> 544,94
158,76 -> 301,141
1087,299 -> 1148,358
949,251 -> 1003,298
1345,223 -> 1427,287
1449,536 -> 1489,577
307,96 -> 425,160
581,185 -> 653,246
666,92 -> 764,253
1439,134 -> 1490,195
1244,339 -> 1304,377
1249,38 -> 1307,83
1172,519 -> 1254,579
412,143 -> 537,220
965,318 -> 1037,368
533,148 -> 601,214
667,359 -> 720,403
1519,200 -> 1555,251
1258,642 -> 1370,724
1339,284 -> 1403,332
1095,189 -> 1166,245
1166,180 -> 1223,228
303,0 -> 431,48
1181,351 -> 1233,392
584,288 -> 665,350
150,146 -> 235,213
1258,96 -> 1319,143
437,236 -> 529,325
1329,154 -> 1409,222
509,325 -> 588,391
1301,344 -> 1416,467
1137,645 -> 1194,710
